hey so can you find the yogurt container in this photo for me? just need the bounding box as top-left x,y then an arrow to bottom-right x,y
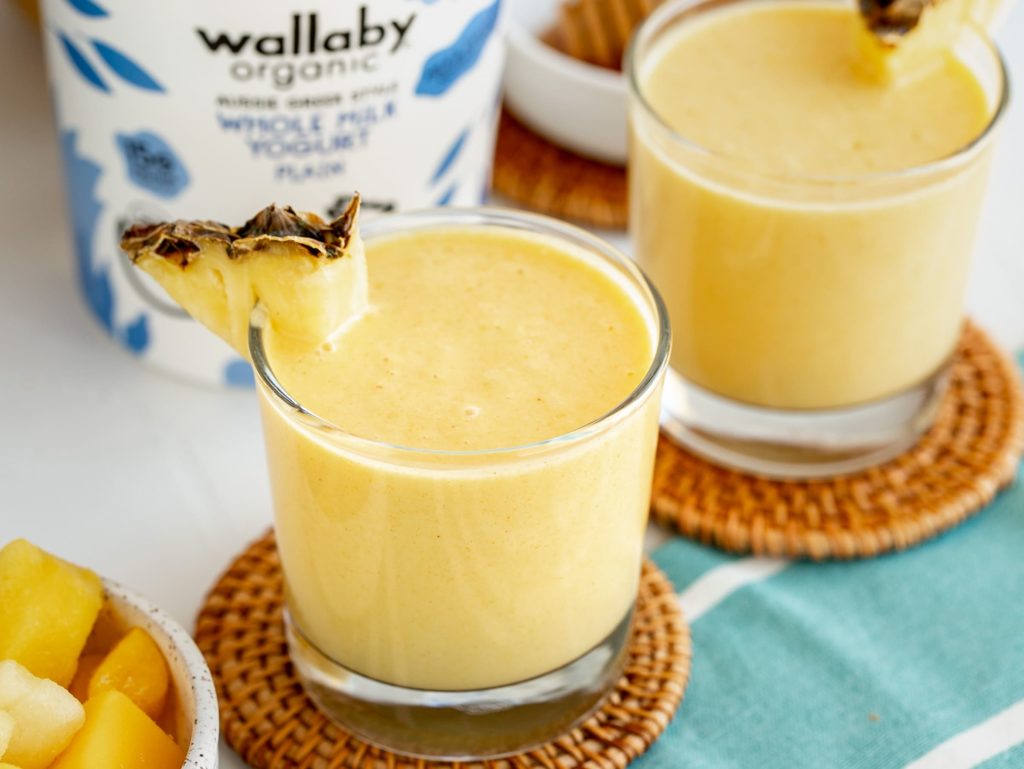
40,0 -> 507,386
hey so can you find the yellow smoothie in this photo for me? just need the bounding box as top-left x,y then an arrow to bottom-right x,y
258,225 -> 663,690
630,1 -> 998,409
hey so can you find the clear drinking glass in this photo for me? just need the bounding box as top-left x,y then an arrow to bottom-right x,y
627,0 -> 1009,478
249,209 -> 670,759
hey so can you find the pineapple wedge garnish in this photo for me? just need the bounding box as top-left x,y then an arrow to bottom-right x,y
121,196 -> 367,357
854,0 -> 999,83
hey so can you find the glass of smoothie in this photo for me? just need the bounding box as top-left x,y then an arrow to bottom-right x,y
249,209 -> 670,758
627,0 -> 1008,477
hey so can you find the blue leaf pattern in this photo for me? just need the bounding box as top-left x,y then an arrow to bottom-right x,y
435,184 -> 458,206
59,34 -> 109,93
224,359 -> 255,388
415,0 -> 501,97
92,41 -> 164,92
431,129 -> 468,185
65,0 -> 108,17
121,314 -> 150,354
62,131 -> 155,355
61,131 -> 112,331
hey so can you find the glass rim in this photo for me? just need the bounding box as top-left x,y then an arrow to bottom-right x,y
249,206 -> 671,459
624,0 -> 1011,187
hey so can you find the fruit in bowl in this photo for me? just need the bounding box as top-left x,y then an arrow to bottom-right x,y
0,539 -> 218,768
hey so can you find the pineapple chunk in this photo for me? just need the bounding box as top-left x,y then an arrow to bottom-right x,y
855,0 -> 962,82
0,710 -> 13,757
87,628 -> 169,720
0,539 -> 102,686
121,197 -> 367,357
855,0 -> 1000,83
49,690 -> 184,769
0,660 -> 85,769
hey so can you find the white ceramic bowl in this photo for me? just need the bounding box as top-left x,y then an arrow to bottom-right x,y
504,0 -> 628,164
103,580 -> 219,769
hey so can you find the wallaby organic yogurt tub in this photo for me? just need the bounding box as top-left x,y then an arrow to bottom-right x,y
41,0 -> 507,385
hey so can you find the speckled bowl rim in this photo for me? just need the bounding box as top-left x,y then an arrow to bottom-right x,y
102,579 -> 219,769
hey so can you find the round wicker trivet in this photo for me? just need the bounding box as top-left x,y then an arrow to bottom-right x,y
195,532 -> 691,769
492,109 -> 628,230
653,322 -> 1024,560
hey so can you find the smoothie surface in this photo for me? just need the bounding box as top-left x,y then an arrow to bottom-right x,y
265,226 -> 654,451
640,2 -> 992,175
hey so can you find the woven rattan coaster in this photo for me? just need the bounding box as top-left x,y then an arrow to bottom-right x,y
195,531 -> 691,769
492,109 -> 627,230
652,322 -> 1024,560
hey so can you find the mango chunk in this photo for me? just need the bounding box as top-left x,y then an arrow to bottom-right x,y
50,690 -> 184,769
67,655 -> 102,704
0,660 -> 85,769
80,601 -> 124,658
0,709 -> 13,757
0,540 -> 103,686
0,764 -> 22,769
87,628 -> 169,720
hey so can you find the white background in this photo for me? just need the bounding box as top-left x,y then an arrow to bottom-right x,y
1,4 -> 1022,767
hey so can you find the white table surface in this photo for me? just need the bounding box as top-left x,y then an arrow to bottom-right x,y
1,5 -> 1022,767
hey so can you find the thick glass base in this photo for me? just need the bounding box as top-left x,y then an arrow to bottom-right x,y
660,366 -> 949,479
286,609 -> 633,760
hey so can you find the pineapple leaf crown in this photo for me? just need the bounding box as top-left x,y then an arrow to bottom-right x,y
121,194 -> 361,267
859,0 -> 937,41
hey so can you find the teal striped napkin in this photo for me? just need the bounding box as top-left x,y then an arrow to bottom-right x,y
641,353 -> 1024,769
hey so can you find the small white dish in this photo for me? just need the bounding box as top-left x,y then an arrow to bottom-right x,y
504,0 -> 629,165
103,579 -> 219,769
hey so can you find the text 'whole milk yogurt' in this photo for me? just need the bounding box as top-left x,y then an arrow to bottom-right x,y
41,0 -> 508,386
